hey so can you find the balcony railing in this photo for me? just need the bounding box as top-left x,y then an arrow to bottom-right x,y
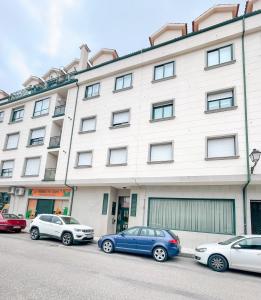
48,136 -> 61,149
53,105 -> 65,117
44,168 -> 56,181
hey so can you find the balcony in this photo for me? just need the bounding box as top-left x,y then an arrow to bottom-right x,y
48,136 -> 61,149
53,105 -> 65,117
43,168 -> 56,181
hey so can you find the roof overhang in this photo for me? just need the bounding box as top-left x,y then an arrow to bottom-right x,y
23,75 -> 45,87
89,48 -> 118,65
42,68 -> 64,80
64,59 -> 80,72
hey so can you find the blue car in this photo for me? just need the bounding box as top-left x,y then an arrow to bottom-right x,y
98,226 -> 180,262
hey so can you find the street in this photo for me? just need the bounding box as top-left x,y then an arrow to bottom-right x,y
0,233 -> 260,300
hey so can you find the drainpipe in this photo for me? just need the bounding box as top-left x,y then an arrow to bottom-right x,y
64,81 -> 80,215
241,16 -> 250,235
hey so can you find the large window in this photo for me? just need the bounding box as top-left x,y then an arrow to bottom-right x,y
80,117 -> 96,133
33,99 -> 49,117
154,61 -> 175,81
115,74 -> 132,91
207,136 -> 236,159
149,142 -> 173,163
29,128 -> 45,146
0,160 -> 14,178
76,151 -> 93,167
24,157 -> 41,176
5,133 -> 19,150
207,90 -> 234,111
207,45 -> 233,67
85,83 -> 100,99
0,111 -> 4,122
11,107 -> 24,122
108,147 -> 127,166
152,101 -> 173,120
112,110 -> 130,127
148,198 -> 235,235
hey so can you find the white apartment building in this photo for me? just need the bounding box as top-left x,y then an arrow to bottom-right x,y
0,1 -> 261,248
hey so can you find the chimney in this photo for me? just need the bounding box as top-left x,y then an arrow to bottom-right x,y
79,44 -> 91,70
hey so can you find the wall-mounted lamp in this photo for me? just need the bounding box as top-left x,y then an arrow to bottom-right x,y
249,148 -> 261,174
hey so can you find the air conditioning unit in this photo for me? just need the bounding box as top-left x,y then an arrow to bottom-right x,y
15,187 -> 25,196
8,186 -> 16,195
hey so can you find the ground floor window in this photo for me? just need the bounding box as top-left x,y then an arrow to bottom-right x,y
148,198 -> 235,235
0,192 -> 10,212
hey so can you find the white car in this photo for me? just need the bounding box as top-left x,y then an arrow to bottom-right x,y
30,214 -> 94,246
195,235 -> 261,273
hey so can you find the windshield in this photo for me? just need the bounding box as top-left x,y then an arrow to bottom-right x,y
2,213 -> 19,219
60,217 -> 80,225
218,236 -> 244,245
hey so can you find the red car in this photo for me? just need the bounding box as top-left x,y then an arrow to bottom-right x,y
0,212 -> 26,232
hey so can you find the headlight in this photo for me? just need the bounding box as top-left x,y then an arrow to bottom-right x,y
196,248 -> 207,252
74,229 -> 82,232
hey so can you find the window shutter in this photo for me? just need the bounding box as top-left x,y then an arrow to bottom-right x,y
113,111 -> 129,125
31,128 -> 45,139
150,143 -> 172,162
3,160 -> 14,169
25,158 -> 40,176
109,148 -> 127,165
78,152 -> 92,166
6,134 -> 19,149
208,91 -> 233,101
82,118 -> 96,131
102,193 -> 109,215
130,194 -> 138,217
208,137 -> 235,158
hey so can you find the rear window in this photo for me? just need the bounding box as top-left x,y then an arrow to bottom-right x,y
166,230 -> 178,239
2,214 -> 19,219
39,215 -> 53,222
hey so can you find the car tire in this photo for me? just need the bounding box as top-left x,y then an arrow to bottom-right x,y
102,240 -> 114,253
208,254 -> 228,272
30,227 -> 40,240
62,232 -> 73,246
153,246 -> 168,262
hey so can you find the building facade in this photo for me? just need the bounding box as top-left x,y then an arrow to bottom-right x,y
0,1 -> 261,248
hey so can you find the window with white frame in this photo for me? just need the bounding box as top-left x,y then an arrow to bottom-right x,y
1,160 -> 14,177
112,110 -> 130,127
85,83 -> 100,99
152,101 -> 173,120
80,117 -> 96,132
76,151 -> 93,167
207,45 -> 233,67
0,111 -> 4,122
115,74 -> 132,91
207,136 -> 236,159
11,107 -> 24,122
5,133 -> 19,150
207,90 -> 234,111
29,128 -> 45,146
149,142 -> 173,163
24,157 -> 41,176
33,98 -> 49,117
108,147 -> 127,165
154,61 -> 175,81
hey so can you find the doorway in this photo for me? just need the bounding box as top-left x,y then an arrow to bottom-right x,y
116,196 -> 130,233
251,201 -> 261,234
36,199 -> 54,215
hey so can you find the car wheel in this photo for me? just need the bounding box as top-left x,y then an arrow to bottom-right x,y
208,254 -> 228,272
153,247 -> 168,262
62,232 -> 73,246
30,228 -> 40,240
102,240 -> 114,253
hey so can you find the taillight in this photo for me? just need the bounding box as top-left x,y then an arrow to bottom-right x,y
169,239 -> 178,245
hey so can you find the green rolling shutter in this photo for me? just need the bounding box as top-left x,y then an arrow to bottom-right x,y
130,194 -> 138,217
102,193 -> 109,215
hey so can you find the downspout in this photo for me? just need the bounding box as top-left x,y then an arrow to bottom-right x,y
241,16 -> 250,234
65,81 -> 80,215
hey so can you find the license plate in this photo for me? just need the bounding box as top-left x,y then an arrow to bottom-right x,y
13,226 -> 21,229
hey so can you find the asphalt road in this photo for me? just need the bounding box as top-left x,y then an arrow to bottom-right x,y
0,233 -> 260,300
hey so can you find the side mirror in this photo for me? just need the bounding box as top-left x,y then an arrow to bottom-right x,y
233,244 -> 241,249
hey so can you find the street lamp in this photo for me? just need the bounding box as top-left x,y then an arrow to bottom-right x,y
249,149 -> 261,174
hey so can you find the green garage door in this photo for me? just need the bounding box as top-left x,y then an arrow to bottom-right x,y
148,198 -> 235,235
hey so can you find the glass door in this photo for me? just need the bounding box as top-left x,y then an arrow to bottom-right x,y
116,196 -> 130,233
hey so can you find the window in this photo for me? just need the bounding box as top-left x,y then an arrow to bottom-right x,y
39,215 -> 53,222
108,147 -> 127,166
11,107 -> 24,122
236,238 -> 261,250
123,227 -> 140,236
207,136 -> 236,159
0,111 -> 4,122
80,117 -> 96,132
112,110 -> 130,127
155,229 -> 165,237
115,74 -> 132,91
149,142 -> 173,163
76,151 -> 93,167
51,216 -> 62,224
29,128 -> 45,146
130,194 -> 138,217
152,101 -> 173,120
154,61 -> 175,81
24,157 -> 41,176
207,90 -> 234,111
5,133 -> 19,150
148,198 -> 235,235
102,193 -> 109,215
33,98 -> 49,117
140,228 -> 155,237
207,45 -> 233,67
1,160 -> 14,177
85,83 -> 100,99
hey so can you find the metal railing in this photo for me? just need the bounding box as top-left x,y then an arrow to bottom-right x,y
53,105 -> 65,117
44,168 -> 56,181
48,136 -> 61,149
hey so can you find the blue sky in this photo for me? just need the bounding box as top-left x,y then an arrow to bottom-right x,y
0,0 -> 247,93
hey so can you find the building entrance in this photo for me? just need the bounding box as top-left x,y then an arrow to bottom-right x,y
251,201 -> 261,234
116,196 -> 130,233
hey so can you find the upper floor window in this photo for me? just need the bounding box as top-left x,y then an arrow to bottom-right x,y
80,116 -> 96,133
112,110 -> 130,127
76,151 -> 93,167
5,133 -> 19,150
149,142 -> 173,163
29,127 -> 45,146
154,61 -> 175,81
33,98 -> 49,117
207,45 -> 233,67
207,135 -> 237,159
108,147 -> 127,166
85,83 -> 100,99
152,101 -> 174,120
207,90 -> 234,111
115,74 -> 132,91
0,111 -> 4,122
24,157 -> 41,176
0,160 -> 14,177
10,107 -> 24,123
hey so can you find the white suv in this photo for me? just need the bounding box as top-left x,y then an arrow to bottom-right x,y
30,214 -> 94,246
